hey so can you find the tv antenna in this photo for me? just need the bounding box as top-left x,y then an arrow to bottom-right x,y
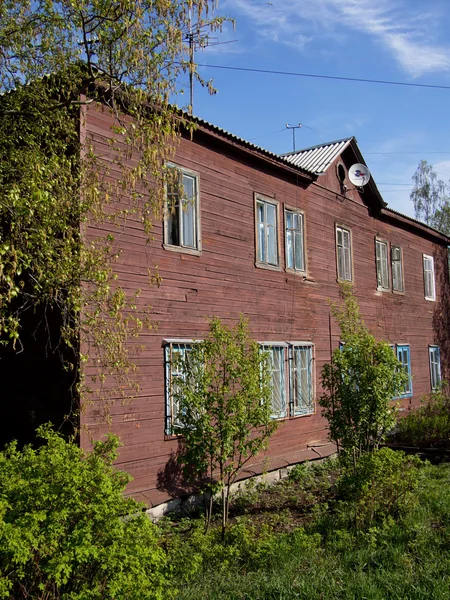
184,12 -> 237,115
286,123 -> 302,152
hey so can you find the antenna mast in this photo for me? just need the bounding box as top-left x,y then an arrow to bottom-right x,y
188,8 -> 194,115
286,123 -> 302,152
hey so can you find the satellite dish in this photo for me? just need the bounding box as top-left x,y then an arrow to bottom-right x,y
348,163 -> 371,187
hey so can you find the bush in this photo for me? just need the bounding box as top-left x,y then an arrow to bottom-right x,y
395,386 -> 450,447
320,285 -> 407,467
0,425 -> 170,600
335,447 -> 422,529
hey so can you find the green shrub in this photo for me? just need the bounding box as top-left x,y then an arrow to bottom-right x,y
395,386 -> 450,447
0,425 -> 170,600
320,285 -> 407,467
335,447 -> 422,530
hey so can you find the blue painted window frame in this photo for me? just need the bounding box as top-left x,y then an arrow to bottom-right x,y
429,346 -> 441,390
396,344 -> 412,398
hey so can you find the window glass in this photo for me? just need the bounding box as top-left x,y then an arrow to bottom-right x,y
256,198 -> 278,266
262,346 -> 286,419
391,246 -> 404,292
165,168 -> 199,250
336,225 -> 352,281
376,240 -> 389,290
396,345 -> 412,397
285,209 -> 305,272
165,342 -> 191,432
429,346 -> 441,390
423,255 -> 436,301
290,345 -> 313,415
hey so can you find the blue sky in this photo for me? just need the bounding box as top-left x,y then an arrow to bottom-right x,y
182,0 -> 450,218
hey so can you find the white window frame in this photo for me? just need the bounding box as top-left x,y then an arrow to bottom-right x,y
423,254 -> 436,301
255,194 -> 280,268
164,165 -> 201,255
284,207 -> 306,274
429,346 -> 441,390
261,344 -> 288,419
335,224 -> 353,282
375,238 -> 390,291
391,245 -> 404,293
289,343 -> 315,416
261,342 -> 315,419
164,340 -> 195,434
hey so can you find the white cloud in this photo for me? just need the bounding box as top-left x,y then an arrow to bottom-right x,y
223,0 -> 450,76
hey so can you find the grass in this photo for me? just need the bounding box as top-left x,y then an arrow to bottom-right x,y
161,457 -> 450,600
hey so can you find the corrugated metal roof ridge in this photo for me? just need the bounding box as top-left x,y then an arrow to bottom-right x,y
189,112 -> 313,179
282,136 -> 354,157
283,138 -> 353,174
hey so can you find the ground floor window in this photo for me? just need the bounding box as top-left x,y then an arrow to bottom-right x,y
164,341 -> 192,433
395,344 -> 412,398
263,343 -> 315,419
429,346 -> 441,390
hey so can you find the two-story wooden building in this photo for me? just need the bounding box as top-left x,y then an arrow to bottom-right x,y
77,103 -> 450,509
1,98 -> 449,510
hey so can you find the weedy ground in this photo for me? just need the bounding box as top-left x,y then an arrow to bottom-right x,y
160,457 -> 450,600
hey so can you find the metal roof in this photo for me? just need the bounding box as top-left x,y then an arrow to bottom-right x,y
282,138 -> 354,174
189,112 -> 313,180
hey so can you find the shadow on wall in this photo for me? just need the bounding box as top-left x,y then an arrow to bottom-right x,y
433,248 -> 450,382
157,438 -> 214,504
0,304 -> 78,449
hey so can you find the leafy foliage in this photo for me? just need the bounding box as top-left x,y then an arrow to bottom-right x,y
175,317 -> 278,535
0,425 -> 170,600
165,460 -> 450,600
335,447 -> 422,529
395,384 -> 450,447
0,0 -> 226,405
411,159 -> 450,234
320,285 -> 407,466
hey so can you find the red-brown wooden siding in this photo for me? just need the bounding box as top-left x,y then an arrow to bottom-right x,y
80,103 -> 450,507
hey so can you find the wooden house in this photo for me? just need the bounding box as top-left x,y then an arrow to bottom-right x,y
2,100 -> 449,511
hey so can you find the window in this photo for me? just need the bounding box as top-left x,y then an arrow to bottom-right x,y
375,239 -> 390,290
391,245 -> 404,292
396,345 -> 412,397
336,225 -> 352,281
285,209 -> 306,272
423,254 -> 436,301
262,345 -> 287,419
165,342 -> 192,433
429,346 -> 441,390
255,195 -> 279,267
165,166 -> 200,252
290,345 -> 314,415
261,343 -> 314,418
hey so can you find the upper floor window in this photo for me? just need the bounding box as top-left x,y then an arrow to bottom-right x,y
336,224 -> 352,281
285,208 -> 306,273
423,254 -> 436,301
255,195 -> 279,267
396,344 -> 412,398
429,346 -> 441,390
391,245 -> 404,292
164,166 -> 200,253
375,239 -> 390,291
